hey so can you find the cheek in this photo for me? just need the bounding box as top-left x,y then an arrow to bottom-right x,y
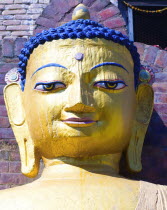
93,89 -> 136,131
24,91 -> 66,140
93,87 -> 136,110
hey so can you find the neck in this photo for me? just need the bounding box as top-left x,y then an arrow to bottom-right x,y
41,153 -> 122,180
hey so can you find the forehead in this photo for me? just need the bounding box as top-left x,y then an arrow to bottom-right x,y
26,38 -> 134,76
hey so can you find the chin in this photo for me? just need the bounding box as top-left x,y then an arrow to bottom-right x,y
52,123 -> 99,138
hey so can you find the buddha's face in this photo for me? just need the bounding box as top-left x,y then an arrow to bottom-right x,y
23,38 -> 136,158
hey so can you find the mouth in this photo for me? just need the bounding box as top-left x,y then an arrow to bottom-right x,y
62,118 -> 97,127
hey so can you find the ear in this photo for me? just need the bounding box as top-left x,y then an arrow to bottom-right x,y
127,83 -> 154,172
4,83 -> 40,178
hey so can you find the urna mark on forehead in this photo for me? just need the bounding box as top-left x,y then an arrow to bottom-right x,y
18,19 -> 140,90
27,38 -> 132,78
31,62 -> 129,79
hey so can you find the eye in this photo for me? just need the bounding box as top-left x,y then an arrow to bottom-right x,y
34,82 -> 66,91
94,80 -> 127,90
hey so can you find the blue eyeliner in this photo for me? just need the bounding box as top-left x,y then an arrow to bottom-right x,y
93,80 -> 127,90
34,81 -> 66,89
94,80 -> 126,84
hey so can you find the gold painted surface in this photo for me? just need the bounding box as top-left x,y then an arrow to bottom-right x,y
72,4 -> 90,20
1,37 -> 155,209
24,39 -> 136,159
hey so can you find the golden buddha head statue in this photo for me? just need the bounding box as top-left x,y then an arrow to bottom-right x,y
4,5 -> 154,178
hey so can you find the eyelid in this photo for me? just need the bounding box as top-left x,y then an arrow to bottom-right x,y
34,81 -> 66,89
93,79 -> 125,85
93,80 -> 127,90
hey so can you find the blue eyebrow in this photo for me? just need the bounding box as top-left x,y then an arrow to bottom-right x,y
90,62 -> 128,73
31,63 -> 67,78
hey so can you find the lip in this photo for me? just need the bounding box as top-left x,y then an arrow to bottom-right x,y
62,118 -> 97,127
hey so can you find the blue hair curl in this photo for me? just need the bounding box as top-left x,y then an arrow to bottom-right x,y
18,19 -> 140,91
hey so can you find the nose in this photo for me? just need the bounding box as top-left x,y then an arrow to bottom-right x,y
64,103 -> 95,113
64,79 -> 95,113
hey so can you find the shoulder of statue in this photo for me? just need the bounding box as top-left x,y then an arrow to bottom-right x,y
136,181 -> 167,210
0,187 -> 25,207
0,185 -> 38,209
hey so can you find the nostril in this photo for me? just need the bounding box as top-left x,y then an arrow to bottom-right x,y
64,103 -> 95,113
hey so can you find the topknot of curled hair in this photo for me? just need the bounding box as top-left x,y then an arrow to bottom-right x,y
18,19 -> 140,91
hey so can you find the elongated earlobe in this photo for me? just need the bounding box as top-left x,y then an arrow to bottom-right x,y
127,83 -> 154,172
4,83 -> 40,178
